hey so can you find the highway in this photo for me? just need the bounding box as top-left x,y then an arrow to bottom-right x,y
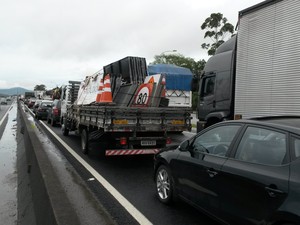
33,111 -> 217,225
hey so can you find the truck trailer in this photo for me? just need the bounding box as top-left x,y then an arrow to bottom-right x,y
195,0 -> 300,131
62,56 -> 192,156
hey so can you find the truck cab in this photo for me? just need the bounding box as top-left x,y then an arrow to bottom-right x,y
196,36 -> 237,132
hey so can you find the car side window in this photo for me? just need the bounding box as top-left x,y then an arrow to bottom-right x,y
235,127 -> 286,166
191,125 -> 241,157
293,137 -> 300,158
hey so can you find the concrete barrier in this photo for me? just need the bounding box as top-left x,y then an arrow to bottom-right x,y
18,102 -> 81,225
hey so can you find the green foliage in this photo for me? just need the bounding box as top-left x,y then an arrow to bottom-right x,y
192,92 -> 198,111
34,84 -> 46,91
201,13 -> 234,55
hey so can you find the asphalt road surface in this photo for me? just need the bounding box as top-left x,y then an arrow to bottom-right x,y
35,118 -> 218,225
0,102 -> 17,225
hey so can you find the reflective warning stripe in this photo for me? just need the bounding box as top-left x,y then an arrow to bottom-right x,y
105,149 -> 160,156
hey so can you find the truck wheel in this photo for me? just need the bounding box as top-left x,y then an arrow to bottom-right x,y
81,129 -> 89,154
51,118 -> 56,127
62,124 -> 69,136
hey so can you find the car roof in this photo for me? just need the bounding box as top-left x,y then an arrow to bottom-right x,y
40,100 -> 53,104
225,116 -> 300,136
41,100 -> 53,103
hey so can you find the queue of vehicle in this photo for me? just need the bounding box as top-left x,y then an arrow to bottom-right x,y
19,0 -> 300,224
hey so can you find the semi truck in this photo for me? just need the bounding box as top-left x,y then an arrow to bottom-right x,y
24,91 -> 35,99
62,56 -> 192,156
195,0 -> 300,132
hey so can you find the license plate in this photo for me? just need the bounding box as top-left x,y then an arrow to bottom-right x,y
171,120 -> 184,125
141,140 -> 156,146
113,119 -> 128,125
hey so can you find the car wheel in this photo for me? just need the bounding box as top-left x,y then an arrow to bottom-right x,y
156,165 -> 174,204
62,124 -> 69,136
81,129 -> 89,154
51,118 -> 56,127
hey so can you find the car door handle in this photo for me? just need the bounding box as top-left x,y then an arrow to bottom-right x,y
265,186 -> 284,197
207,169 -> 218,178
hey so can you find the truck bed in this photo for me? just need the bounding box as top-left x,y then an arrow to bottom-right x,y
66,104 -> 192,133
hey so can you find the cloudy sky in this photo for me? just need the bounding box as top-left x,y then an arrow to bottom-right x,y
0,0 -> 263,90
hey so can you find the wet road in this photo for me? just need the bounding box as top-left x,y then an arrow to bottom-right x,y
37,119 -> 218,225
0,102 -> 17,225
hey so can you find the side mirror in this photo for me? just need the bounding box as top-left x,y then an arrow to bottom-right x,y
179,140 -> 189,152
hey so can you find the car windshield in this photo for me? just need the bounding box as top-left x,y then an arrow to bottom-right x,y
41,102 -> 52,107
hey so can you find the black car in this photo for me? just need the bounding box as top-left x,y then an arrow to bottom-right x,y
47,99 -> 61,126
154,117 -> 300,225
35,100 -> 53,120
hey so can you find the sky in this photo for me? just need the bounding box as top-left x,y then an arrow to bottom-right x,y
0,0 -> 263,90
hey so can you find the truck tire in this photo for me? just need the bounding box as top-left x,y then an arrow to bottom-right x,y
51,118 -> 56,127
62,124 -> 69,136
81,129 -> 89,154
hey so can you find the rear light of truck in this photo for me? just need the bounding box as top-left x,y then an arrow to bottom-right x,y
166,137 -> 172,144
53,107 -> 59,116
120,137 -> 127,145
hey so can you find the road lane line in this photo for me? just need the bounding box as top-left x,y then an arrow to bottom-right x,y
0,105 -> 13,126
40,121 -> 153,225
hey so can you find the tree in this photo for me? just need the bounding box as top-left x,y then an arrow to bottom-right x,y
150,53 -> 205,76
34,84 -> 46,91
201,13 -> 234,56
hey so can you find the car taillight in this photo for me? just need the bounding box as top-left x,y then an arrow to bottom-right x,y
120,137 -> 127,145
53,107 -> 59,115
166,137 -> 172,145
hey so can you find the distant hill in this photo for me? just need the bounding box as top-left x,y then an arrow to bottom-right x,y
0,87 -> 32,96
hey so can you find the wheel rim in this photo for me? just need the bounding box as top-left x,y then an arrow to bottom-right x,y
156,168 -> 170,200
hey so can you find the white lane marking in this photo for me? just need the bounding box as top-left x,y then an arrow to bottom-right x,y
40,121 -> 153,225
0,105 -> 13,126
